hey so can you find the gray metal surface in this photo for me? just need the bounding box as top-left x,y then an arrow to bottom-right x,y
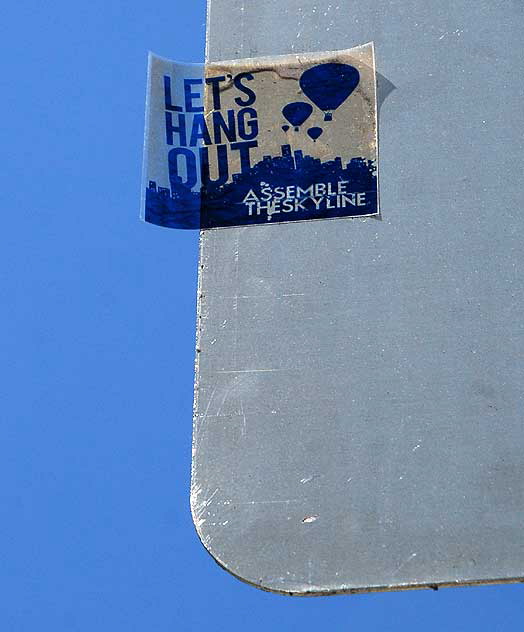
191,0 -> 524,594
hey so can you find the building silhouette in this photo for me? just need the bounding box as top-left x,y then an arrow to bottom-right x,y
145,145 -> 377,229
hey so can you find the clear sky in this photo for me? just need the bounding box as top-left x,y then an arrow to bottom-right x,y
1,1 -> 523,630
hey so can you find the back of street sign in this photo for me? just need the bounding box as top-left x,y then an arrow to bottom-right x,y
191,0 -> 524,594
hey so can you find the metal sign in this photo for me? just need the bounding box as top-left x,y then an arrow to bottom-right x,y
189,0 -> 524,595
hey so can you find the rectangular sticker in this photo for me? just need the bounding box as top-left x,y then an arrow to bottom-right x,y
142,44 -> 378,229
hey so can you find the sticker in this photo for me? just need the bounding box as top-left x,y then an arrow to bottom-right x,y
142,44 -> 378,229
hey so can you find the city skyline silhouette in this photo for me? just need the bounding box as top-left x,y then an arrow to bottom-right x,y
145,143 -> 377,229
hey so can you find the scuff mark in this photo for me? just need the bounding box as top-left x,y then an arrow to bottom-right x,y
239,397 -> 247,436
214,368 -> 289,374
205,488 -> 219,507
300,474 -> 321,484
439,28 -> 464,41
395,552 -> 417,573
216,380 -> 238,417
192,486 -> 220,529
200,384 -> 218,425
239,499 -> 300,506
302,515 -> 319,524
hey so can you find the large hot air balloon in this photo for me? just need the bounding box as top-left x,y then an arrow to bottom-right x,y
282,101 -> 313,130
299,63 -> 360,121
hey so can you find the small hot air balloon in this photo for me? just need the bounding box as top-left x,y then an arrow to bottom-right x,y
282,102 -> 313,131
299,63 -> 360,121
282,124 -> 290,132
307,127 -> 323,141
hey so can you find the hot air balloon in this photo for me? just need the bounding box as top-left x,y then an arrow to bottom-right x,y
307,127 -> 323,141
282,124 -> 290,132
282,102 -> 313,131
299,63 -> 360,121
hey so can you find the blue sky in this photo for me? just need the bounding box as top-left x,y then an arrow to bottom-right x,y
1,1 -> 523,629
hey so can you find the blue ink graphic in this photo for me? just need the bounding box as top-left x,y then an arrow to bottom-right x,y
299,63 -> 360,121
307,127 -> 323,141
144,54 -> 377,231
282,102 -> 313,131
145,144 -> 377,229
